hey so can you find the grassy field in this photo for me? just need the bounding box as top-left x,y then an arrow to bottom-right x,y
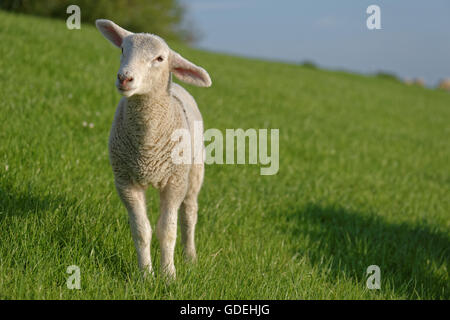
0,11 -> 448,299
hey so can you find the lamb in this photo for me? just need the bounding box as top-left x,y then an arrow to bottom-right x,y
95,19 -> 212,279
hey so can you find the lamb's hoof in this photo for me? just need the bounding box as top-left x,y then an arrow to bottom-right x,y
141,266 -> 155,280
184,250 -> 197,263
162,265 -> 176,282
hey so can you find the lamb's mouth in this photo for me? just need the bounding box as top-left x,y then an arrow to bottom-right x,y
118,86 -> 131,92
117,86 -> 135,95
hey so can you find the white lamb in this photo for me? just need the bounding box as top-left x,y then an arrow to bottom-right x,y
95,19 -> 212,279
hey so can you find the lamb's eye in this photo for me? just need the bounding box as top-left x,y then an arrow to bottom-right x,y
156,56 -> 164,62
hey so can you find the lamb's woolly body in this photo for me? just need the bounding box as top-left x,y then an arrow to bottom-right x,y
95,19 -> 211,279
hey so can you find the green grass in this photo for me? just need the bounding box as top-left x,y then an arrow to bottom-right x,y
0,11 -> 449,299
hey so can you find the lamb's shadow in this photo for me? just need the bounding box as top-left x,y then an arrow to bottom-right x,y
0,182 -> 131,279
282,203 -> 449,299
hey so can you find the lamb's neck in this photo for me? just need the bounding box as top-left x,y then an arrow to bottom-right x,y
124,91 -> 176,142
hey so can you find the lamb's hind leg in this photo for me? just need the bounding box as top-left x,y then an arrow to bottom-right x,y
115,181 -> 153,276
180,163 -> 204,262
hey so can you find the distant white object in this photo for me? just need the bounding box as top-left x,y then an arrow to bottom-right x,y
96,19 -> 212,279
438,79 -> 450,91
404,78 -> 425,87
404,79 -> 414,86
413,78 -> 425,87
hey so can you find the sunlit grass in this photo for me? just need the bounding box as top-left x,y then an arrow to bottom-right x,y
0,11 -> 448,299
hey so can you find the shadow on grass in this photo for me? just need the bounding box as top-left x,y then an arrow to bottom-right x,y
0,181 -> 133,280
283,203 -> 449,299
0,182 -> 73,220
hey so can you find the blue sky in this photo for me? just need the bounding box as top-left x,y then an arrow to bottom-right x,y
181,0 -> 450,86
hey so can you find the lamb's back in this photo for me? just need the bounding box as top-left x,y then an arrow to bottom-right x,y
171,83 -> 204,165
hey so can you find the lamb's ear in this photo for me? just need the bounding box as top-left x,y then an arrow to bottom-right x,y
95,19 -> 132,48
169,50 -> 212,87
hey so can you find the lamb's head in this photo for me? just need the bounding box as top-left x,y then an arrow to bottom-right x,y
96,19 -> 212,97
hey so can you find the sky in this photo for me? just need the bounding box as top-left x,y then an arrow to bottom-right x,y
181,0 -> 450,86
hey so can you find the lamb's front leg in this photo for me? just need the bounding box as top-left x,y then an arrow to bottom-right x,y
115,181 -> 153,276
157,179 -> 187,280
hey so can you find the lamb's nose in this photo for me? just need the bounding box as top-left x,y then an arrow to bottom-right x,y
117,73 -> 133,85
